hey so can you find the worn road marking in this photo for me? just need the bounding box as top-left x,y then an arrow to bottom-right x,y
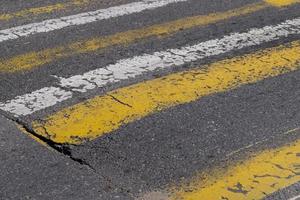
0,87 -> 73,117
167,136 -> 300,200
0,2 -> 269,73
0,0 -> 90,21
0,0 -> 187,43
0,17 -> 299,117
31,40 -> 300,144
265,0 -> 300,6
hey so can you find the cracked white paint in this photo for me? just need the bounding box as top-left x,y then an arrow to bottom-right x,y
0,0 -> 187,43
0,87 -> 72,116
0,17 -> 300,116
58,17 -> 300,92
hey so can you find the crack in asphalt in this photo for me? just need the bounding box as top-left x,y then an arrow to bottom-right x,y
0,111 -> 131,196
0,111 -> 96,172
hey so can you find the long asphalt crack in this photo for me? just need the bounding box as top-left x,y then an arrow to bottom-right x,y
0,111 -> 133,196
0,111 -> 96,172
0,108 -> 143,199
0,105 -> 139,195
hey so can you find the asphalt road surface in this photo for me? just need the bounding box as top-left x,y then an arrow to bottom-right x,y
0,0 -> 300,199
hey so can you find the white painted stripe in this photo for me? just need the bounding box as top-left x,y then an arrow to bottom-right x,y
0,87 -> 72,116
289,195 -> 300,200
1,17 -> 300,116
58,18 -> 300,92
0,0 -> 187,43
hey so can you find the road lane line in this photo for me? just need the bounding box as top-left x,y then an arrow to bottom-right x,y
31,40 -> 300,144
0,0 -> 187,43
167,136 -> 300,200
0,2 -> 269,73
0,0 -> 90,21
0,17 -> 299,117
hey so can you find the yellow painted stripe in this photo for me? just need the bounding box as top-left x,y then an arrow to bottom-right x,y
0,2 -> 270,73
169,131 -> 300,200
0,0 -> 90,21
32,40 -> 300,144
265,0 -> 300,6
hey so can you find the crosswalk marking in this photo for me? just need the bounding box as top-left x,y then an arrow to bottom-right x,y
0,1 -> 268,73
0,0 -> 91,21
1,17 -> 299,117
0,0 -> 187,43
1,0 -> 300,198
32,40 -> 300,144
168,133 -> 300,200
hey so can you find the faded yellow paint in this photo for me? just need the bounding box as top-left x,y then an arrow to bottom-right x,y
32,41 -> 300,144
265,0 -> 300,6
0,0 -> 90,21
0,2 -> 269,73
169,136 -> 300,200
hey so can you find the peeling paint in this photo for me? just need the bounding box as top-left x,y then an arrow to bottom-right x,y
32,40 -> 300,144
1,17 -> 300,117
169,137 -> 300,200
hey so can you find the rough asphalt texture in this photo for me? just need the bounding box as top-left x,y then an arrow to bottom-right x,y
0,115 -> 103,200
0,0 -> 300,199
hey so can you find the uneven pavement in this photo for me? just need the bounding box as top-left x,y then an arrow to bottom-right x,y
1,0 -> 300,199
0,115 -> 104,199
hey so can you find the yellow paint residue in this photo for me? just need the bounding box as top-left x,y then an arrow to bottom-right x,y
265,0 -> 300,6
32,41 -> 300,144
0,2 -> 268,73
0,0 -> 90,21
169,137 -> 300,200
